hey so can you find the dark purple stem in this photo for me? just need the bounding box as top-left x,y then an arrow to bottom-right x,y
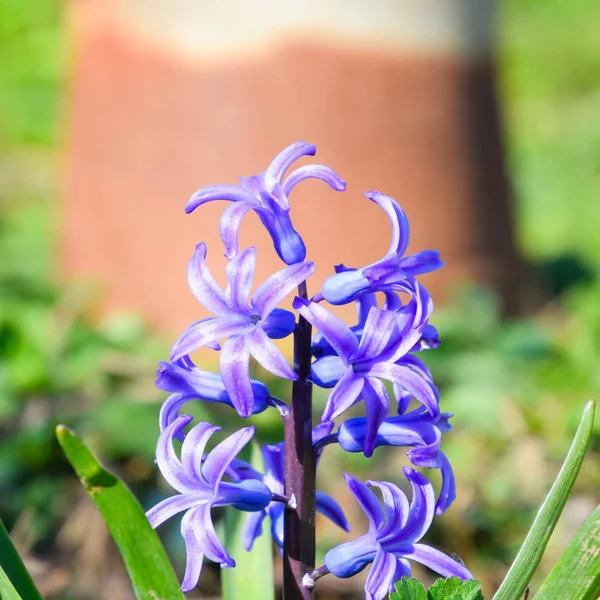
283,280 -> 315,600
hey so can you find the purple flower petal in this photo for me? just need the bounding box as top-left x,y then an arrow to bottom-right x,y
155,415 -> 197,492
264,142 -> 316,190
364,191 -> 410,257
365,545 -> 398,600
403,543 -> 474,580
180,506 -> 205,592
241,510 -> 267,551
394,467 -> 435,544
186,184 -> 259,214
225,247 -> 256,313
246,327 -> 297,380
316,491 -> 350,531
435,452 -> 456,515
344,474 -> 385,534
361,378 -> 390,457
202,426 -> 255,487
399,250 -> 444,276
159,393 -> 195,432
219,201 -> 256,259
146,492 -> 211,529
252,261 -> 314,318
366,481 -> 410,537
187,243 -> 231,316
195,502 -> 235,567
170,316 -> 252,362
293,298 -> 358,360
354,307 -> 397,362
391,559 -> 411,592
367,363 -> 439,418
257,209 -> 307,265
262,444 -> 284,494
324,536 -> 378,579
220,335 -> 254,417
283,164 -> 346,196
181,422 -> 221,481
268,502 -> 285,548
322,370 -> 365,421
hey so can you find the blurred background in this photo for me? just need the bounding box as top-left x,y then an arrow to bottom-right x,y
1,0 -> 599,598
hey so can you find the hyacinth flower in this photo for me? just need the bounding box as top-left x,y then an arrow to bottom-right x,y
170,243 -> 314,417
146,415 -> 274,592
294,291 -> 440,456
316,409 -> 456,514
321,470 -> 473,600
239,423 -> 350,550
320,191 -> 443,305
155,355 -> 275,430
185,141 -> 346,264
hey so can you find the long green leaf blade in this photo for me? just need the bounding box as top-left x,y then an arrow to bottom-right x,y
533,501 -> 600,600
492,399 -> 595,600
0,564 -> 24,600
56,425 -> 185,600
0,520 -> 42,600
221,442 -> 274,600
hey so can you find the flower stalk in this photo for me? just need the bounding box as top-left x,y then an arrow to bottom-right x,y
283,280 -> 316,600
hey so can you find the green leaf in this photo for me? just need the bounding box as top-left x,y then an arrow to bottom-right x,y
492,399 -> 596,600
0,519 -> 42,600
533,501 -> 600,600
390,577 -> 427,600
55,425 -> 185,600
0,564 -> 23,600
221,441 -> 274,600
427,577 -> 484,600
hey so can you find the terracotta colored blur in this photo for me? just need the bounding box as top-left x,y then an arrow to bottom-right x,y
64,13 -> 522,334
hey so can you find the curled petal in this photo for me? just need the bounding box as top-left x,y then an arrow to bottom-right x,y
262,444 -> 284,494
186,184 -> 258,213
246,327 -> 297,380
283,164 -> 346,196
365,545 -> 398,600
220,335 -> 253,417
241,510 -> 267,551
434,452 -> 456,515
316,491 -> 350,531
393,467 -> 436,544
181,421 -> 221,482
403,543 -> 474,580
225,247 -> 256,312
156,415 -> 197,492
170,316 -> 252,362
264,141 -> 316,190
367,481 -> 410,537
293,298 -> 358,360
364,191 -> 410,257
220,201 -> 256,260
202,426 -> 255,487
344,474 -> 385,534
187,243 -> 230,316
252,261 -> 314,318
195,502 -> 235,567
399,249 -> 444,276
322,371 -> 364,422
180,506 -> 205,592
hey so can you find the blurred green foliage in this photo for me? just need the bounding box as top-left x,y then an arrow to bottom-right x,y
0,0 -> 599,597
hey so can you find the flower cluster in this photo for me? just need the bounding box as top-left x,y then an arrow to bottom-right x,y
146,142 -> 473,597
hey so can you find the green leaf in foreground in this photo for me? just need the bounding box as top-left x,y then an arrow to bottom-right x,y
0,564 -> 24,600
427,577 -> 484,600
492,399 -> 595,600
0,520 -> 42,600
221,441 -> 274,600
390,577 -> 427,600
56,425 -> 185,600
533,501 -> 600,600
